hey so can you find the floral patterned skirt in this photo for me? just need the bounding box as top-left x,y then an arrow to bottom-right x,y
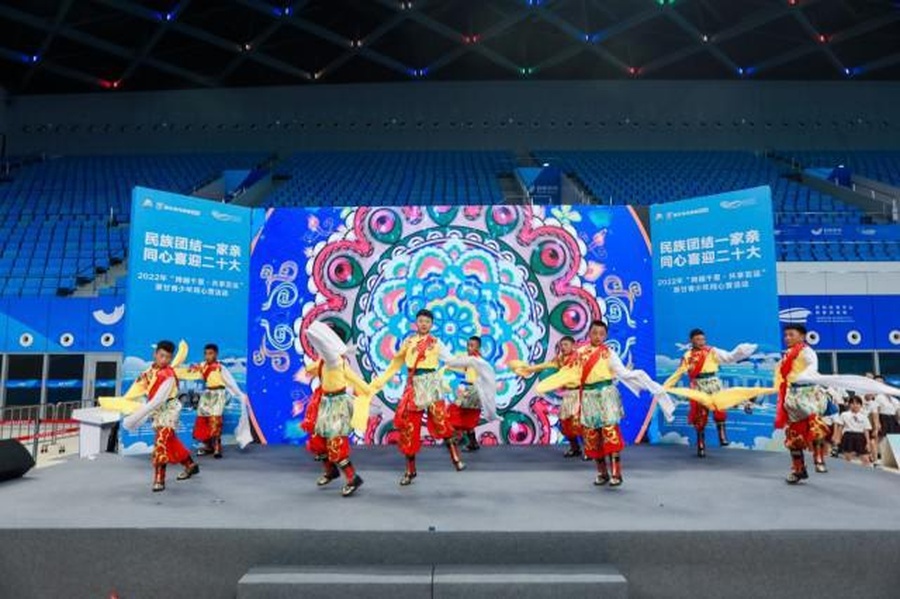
580,383 -> 623,429
314,391 -> 354,438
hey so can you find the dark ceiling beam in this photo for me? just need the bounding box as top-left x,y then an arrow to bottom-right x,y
641,0 -> 826,76
861,51 -> 900,75
19,0 -> 75,92
665,9 -> 738,74
754,11 -> 900,75
239,0 -> 410,79
535,6 -> 629,72
0,45 -> 98,90
0,3 -> 213,87
119,0 -> 192,85
532,43 -> 585,73
93,0 -> 311,80
405,10 -> 521,75
218,1 -> 307,83
316,13 -> 409,80
789,9 -> 845,74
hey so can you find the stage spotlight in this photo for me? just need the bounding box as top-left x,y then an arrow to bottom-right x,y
701,34 -> 709,42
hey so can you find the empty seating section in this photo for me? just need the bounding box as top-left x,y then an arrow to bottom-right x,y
782,151 -> 900,186
0,149 -> 895,297
0,153 -> 267,296
533,150 -> 863,224
267,151 -> 515,207
778,241 -> 900,262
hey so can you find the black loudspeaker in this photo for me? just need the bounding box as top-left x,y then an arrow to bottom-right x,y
0,439 -> 35,482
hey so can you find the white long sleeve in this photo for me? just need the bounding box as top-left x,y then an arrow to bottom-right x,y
608,350 -> 675,422
608,351 -> 665,396
713,343 -> 757,364
793,347 -> 820,383
219,365 -> 244,399
122,377 -> 175,432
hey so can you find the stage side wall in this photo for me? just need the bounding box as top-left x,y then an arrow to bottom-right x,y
6,81 -> 900,154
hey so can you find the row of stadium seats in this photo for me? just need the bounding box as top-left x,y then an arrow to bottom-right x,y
780,151 -> 900,186
0,153 -> 267,296
533,151 -> 866,223
777,241 -> 900,262
267,151 -> 515,207
0,150 -> 897,296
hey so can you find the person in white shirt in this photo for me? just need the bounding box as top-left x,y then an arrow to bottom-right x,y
862,393 -> 881,457
873,375 -> 900,437
833,395 -> 872,465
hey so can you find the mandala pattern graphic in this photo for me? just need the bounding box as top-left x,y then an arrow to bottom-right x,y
247,205 -> 654,446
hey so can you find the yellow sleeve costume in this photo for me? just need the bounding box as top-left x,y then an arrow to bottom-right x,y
373,334 -> 441,390
314,359 -> 375,434
99,341 -> 188,414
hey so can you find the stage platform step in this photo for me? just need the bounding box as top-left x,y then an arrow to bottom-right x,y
237,564 -> 628,599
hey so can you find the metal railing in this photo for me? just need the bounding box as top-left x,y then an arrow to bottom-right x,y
0,399 -> 94,457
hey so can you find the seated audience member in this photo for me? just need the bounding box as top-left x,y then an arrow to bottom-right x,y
833,395 -> 872,466
873,375 -> 900,438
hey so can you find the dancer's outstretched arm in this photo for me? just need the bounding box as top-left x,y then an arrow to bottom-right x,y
371,339 -> 410,391
713,343 -> 758,364
219,364 -> 245,400
662,356 -> 688,389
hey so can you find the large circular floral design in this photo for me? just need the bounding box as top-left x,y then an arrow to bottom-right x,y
248,203 -> 652,446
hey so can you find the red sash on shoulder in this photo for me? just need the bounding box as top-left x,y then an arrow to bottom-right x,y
395,335 -> 435,425
687,348 -> 709,382
579,344 -> 610,407
147,366 -> 177,401
301,361 -> 324,434
200,361 -> 220,382
775,343 -> 805,429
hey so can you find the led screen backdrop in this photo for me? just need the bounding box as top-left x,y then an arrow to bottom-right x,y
246,205 -> 656,446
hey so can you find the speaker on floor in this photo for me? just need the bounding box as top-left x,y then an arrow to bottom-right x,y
0,439 -> 36,482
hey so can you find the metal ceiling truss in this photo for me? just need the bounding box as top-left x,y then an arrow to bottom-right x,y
0,0 -> 897,94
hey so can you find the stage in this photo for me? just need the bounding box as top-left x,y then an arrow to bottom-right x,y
2,444 -> 899,598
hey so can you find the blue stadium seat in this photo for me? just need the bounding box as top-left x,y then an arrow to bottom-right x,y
0,152 -> 267,296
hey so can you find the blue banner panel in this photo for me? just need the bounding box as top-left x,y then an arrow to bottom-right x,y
247,205 -> 655,446
775,224 -> 900,242
86,297 -> 126,352
121,187 -> 252,453
652,187 -> 782,450
872,296 -> 900,351
779,295 -> 899,351
0,298 -> 125,353
46,300 -> 90,353
517,166 -> 562,204
5,299 -> 51,353
0,299 -> 8,352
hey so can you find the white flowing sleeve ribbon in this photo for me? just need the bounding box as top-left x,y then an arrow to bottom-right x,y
439,343 -> 499,421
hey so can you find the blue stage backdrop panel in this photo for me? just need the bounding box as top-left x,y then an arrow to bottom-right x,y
121,187 -> 253,454
247,205 -> 655,447
872,295 -> 900,350
86,297 -> 127,352
0,298 -> 125,354
4,299 -> 52,353
652,186 -> 782,450
779,295 -> 897,351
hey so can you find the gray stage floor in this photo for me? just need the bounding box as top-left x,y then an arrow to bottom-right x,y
3,444 -> 898,533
